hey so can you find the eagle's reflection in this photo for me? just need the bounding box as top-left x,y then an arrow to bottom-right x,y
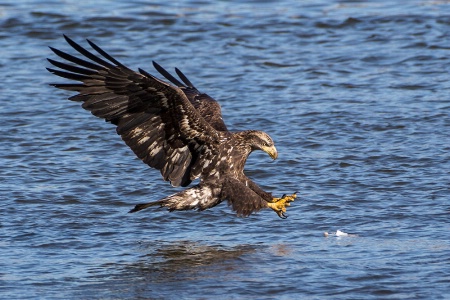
127,240 -> 259,282
88,240 -> 294,298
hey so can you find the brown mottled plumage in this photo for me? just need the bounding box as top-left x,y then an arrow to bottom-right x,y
47,35 -> 295,218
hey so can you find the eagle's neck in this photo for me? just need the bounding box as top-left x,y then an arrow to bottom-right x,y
232,130 -> 255,164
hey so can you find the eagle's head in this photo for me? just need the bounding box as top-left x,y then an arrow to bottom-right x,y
246,130 -> 278,160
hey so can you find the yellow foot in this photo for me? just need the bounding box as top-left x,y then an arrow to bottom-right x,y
267,193 -> 297,219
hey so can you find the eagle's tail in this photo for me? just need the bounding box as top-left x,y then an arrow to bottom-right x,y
128,201 -> 161,213
128,184 -> 221,213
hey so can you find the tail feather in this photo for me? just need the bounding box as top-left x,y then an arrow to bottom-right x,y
128,183 -> 221,213
128,201 -> 161,213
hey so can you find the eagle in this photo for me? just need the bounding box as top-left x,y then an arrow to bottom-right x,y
47,35 -> 296,218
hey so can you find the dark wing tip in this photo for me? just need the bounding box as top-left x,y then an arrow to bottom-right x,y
86,38 -> 124,67
48,46 -> 60,55
175,67 -> 196,89
138,67 -> 153,79
152,61 -> 185,87
63,34 -> 75,45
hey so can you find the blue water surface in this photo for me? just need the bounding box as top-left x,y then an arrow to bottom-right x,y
1,0 -> 449,299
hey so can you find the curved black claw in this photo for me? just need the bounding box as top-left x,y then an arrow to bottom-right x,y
269,192 -> 296,219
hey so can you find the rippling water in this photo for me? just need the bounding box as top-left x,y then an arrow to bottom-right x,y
1,0 -> 449,299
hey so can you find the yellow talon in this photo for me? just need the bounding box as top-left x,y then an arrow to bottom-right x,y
267,193 -> 297,219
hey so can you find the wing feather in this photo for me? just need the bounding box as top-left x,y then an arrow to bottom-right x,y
151,62 -> 184,87
175,67 -> 195,88
64,34 -> 116,68
48,36 -> 222,187
49,46 -> 105,71
152,62 -> 229,132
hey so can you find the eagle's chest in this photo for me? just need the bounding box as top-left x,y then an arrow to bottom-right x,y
215,142 -> 247,176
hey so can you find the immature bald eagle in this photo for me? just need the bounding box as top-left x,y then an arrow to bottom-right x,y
47,35 -> 296,218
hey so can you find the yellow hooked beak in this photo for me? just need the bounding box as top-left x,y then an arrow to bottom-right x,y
262,145 -> 278,160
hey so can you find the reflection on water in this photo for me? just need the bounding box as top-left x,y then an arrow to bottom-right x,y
79,241 -> 301,299
81,241 -> 261,299
132,240 -> 257,280
267,243 -> 293,257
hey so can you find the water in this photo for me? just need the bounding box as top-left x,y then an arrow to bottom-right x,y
1,0 -> 449,299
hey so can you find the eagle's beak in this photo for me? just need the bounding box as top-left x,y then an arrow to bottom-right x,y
262,145 -> 278,160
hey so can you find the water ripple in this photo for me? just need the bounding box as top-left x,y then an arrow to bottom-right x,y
1,0 -> 449,299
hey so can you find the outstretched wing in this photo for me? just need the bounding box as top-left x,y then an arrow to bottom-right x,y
152,61 -> 228,132
47,35 -> 221,187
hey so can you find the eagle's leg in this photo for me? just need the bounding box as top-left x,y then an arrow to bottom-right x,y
267,193 -> 297,219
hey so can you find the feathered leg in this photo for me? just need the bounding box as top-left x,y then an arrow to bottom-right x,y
222,177 -> 271,217
241,176 -> 297,218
